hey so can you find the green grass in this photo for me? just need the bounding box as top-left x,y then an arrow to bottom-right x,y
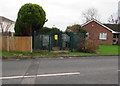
98,45 -> 119,55
1,45 -> 120,57
69,45 -> 120,55
0,51 -> 2,56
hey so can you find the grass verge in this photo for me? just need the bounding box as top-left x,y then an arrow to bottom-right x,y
1,51 -> 60,59
1,51 -> 58,56
69,45 -> 120,55
1,45 -> 119,59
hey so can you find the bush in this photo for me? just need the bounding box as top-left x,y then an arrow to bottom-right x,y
77,39 -> 99,53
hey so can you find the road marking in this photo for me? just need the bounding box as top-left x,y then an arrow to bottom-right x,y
37,72 -> 80,77
117,70 -> 120,71
1,72 -> 80,80
0,76 -> 23,80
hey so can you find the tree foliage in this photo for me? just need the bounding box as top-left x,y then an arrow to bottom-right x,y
39,27 -> 61,33
66,24 -> 87,33
14,3 -> 46,36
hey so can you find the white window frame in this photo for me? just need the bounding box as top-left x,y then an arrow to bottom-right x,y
99,33 -> 107,40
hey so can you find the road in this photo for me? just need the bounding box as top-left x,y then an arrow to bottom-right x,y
1,56 -> 118,84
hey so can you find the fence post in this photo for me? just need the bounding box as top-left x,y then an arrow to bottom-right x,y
48,35 -> 51,52
32,31 -> 35,50
70,33 -> 74,52
7,36 -> 9,52
31,36 -> 33,52
60,33 -> 63,50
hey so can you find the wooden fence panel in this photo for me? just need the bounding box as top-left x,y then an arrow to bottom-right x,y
1,36 -> 32,52
9,37 -> 15,51
21,37 -> 32,52
15,37 -> 22,52
2,37 -> 7,51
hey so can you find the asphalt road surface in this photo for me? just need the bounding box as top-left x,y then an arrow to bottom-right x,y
1,56 -> 118,84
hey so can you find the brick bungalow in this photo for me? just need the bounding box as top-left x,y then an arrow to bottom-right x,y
81,19 -> 120,45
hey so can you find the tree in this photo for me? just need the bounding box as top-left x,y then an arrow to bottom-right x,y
51,27 -> 61,32
82,8 -> 99,23
39,27 -> 61,33
108,13 -> 120,24
14,3 -> 46,36
66,24 -> 87,33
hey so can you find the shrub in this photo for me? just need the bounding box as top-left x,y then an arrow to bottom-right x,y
77,39 -> 99,53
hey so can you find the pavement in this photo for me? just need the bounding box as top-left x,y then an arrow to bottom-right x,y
2,54 -> 120,59
1,56 -> 119,85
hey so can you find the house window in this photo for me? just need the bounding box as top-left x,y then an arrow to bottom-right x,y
99,33 -> 107,40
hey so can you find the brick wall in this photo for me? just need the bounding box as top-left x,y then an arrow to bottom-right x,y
118,33 -> 120,45
82,21 -> 113,45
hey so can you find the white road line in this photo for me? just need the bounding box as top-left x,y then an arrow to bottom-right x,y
117,70 -> 120,71
37,72 -> 80,77
1,72 -> 80,80
0,76 -> 23,80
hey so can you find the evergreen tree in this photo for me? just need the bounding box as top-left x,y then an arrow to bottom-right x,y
14,3 -> 46,36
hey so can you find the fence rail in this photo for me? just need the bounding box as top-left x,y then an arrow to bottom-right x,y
0,36 -> 32,52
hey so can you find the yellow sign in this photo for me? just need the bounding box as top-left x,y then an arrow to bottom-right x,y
54,35 -> 58,40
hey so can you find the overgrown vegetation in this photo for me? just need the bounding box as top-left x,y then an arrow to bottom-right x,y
77,39 -> 99,53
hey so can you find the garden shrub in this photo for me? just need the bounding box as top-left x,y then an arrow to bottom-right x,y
77,39 -> 99,53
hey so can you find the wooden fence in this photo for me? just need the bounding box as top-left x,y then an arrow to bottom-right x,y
0,36 -> 32,52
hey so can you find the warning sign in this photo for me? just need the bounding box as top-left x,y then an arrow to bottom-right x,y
54,35 -> 58,40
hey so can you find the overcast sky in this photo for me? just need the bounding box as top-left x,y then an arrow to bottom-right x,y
0,0 -> 119,31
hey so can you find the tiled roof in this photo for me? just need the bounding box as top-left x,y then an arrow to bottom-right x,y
103,24 -> 120,32
81,19 -> 119,33
0,16 -> 15,22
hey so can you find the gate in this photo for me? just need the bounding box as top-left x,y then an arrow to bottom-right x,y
33,32 -> 51,52
33,31 -> 86,52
